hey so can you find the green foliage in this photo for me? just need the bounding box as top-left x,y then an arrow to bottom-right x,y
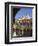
14,21 -> 32,31
16,24 -> 21,30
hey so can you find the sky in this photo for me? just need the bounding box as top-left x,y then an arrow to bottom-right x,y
15,7 -> 33,19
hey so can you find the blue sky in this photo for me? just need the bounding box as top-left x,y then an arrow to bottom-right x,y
15,7 -> 33,19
